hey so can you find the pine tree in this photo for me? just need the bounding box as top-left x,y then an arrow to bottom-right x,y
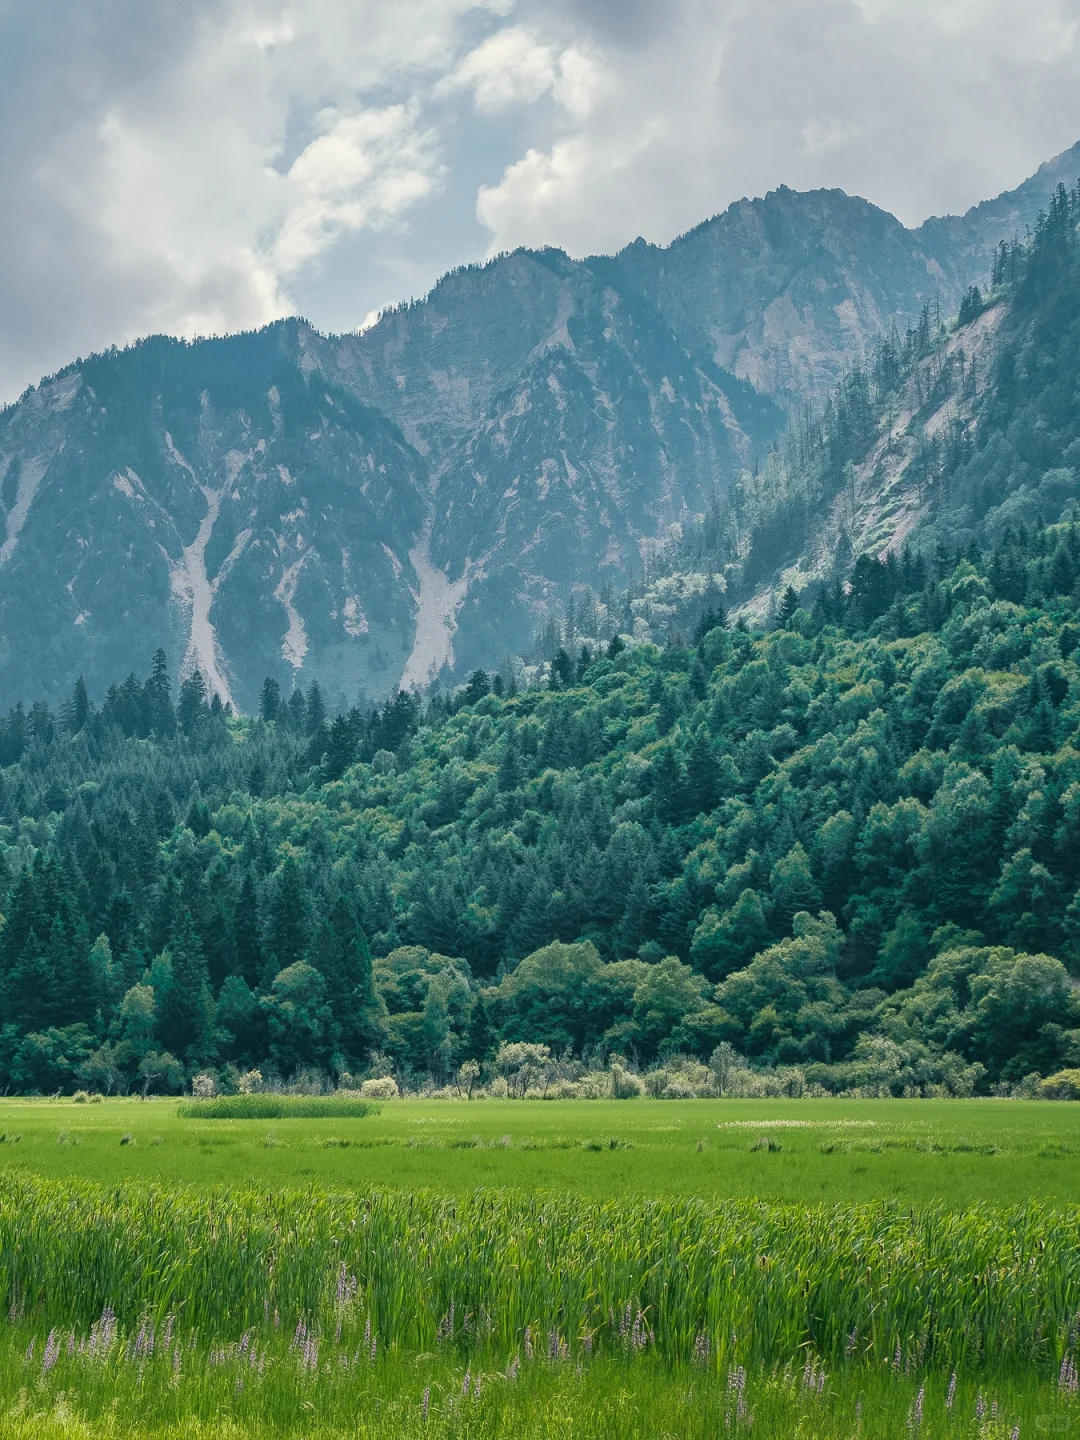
260,677 -> 282,723
177,670 -> 208,735
60,678 -> 92,735
221,872 -> 259,991
49,909 -> 96,1029
145,649 -> 175,737
158,911 -> 213,1062
4,932 -> 53,1032
777,586 -> 800,629
305,681 -> 327,736
286,688 -> 307,731
463,670 -> 492,705
323,714 -> 357,781
497,732 -> 522,792
687,730 -> 719,813
306,898 -> 382,1062
550,649 -> 574,689
265,858 -> 310,980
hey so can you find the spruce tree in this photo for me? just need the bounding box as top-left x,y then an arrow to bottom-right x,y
177,670 -> 208,735
306,898 -> 382,1063
158,911 -> 213,1062
777,586 -> 800,629
5,932 -> 53,1032
305,681 -> 327,736
232,871 -> 265,989
145,649 -> 176,737
266,858 -> 310,980
259,677 -> 282,723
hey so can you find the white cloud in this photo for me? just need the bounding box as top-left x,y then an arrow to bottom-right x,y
0,0 -> 505,398
479,0 -> 1080,255
440,26 -> 558,112
272,105 -> 441,273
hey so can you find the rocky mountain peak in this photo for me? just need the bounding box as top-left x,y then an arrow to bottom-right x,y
0,142 -> 1075,709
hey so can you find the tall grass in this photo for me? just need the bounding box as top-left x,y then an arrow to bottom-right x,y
176,1095 -> 379,1119
0,1325 -> 1067,1439
2,1175 -> 1080,1375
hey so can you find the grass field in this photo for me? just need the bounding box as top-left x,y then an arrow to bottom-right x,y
2,1094 -> 1080,1205
3,1096 -> 1080,1436
0,1334 -> 1071,1439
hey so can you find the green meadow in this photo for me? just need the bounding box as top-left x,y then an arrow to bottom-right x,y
3,1096 -> 1080,1436
2,1094 -> 1080,1206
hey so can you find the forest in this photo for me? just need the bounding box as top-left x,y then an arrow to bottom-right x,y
0,506 -> 1078,1097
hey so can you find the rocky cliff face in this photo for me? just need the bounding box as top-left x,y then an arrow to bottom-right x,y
0,329 -> 429,712
615,187 -> 946,407
0,143 -> 1075,708
0,261 -> 778,711
614,141 -> 1080,410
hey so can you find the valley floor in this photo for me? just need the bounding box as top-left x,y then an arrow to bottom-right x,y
3,1094 -> 1080,1206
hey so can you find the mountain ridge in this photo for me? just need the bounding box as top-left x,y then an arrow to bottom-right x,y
0,142 -> 1077,709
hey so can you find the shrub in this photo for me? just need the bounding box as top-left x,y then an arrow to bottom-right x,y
359,1077 -> 399,1100
177,1095 -> 379,1119
611,1064 -> 646,1099
1039,1069 -> 1080,1099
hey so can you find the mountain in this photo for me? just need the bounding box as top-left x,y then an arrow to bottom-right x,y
915,140 -> 1080,294
620,178 -> 1080,637
614,140 -> 1080,410
0,265 -> 777,713
0,144 -> 1076,708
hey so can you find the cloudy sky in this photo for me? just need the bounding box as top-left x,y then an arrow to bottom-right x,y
1,0 -> 1079,402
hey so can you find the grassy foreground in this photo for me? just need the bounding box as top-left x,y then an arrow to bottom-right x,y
3,1100 -> 1080,1434
0,1336 -> 1071,1439
3,1095 -> 1080,1204
5,1175 -> 1079,1366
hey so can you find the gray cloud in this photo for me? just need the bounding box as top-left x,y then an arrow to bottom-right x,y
477,0 -> 1080,256
524,0 -> 673,46
1,0 -> 1079,403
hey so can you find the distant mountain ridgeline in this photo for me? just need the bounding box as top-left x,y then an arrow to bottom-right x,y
1,145 -> 1078,709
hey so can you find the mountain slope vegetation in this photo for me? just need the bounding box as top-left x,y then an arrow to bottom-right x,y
1,501 -> 1079,1095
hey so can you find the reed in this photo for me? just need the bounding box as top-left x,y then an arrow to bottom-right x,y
0,1320 -> 1068,1438
2,1174 -> 1080,1376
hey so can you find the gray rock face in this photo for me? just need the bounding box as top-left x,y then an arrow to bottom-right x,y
615,187 -> 944,407
0,143 -> 1075,708
0,329 -> 429,713
614,141 -> 1080,409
